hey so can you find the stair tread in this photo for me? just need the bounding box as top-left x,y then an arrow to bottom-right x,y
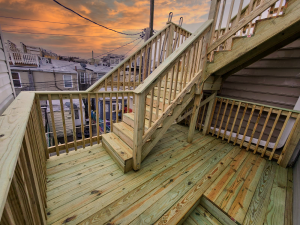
102,132 -> 132,161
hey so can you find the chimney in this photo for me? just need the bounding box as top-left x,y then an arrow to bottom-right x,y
75,66 -> 77,71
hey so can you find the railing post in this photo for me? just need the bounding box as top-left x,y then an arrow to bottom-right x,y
133,92 -> 146,170
202,91 -> 217,135
166,23 -> 175,57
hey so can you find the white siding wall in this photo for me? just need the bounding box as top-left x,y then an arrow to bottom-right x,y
0,28 -> 15,115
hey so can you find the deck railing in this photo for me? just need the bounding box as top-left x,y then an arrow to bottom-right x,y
87,22 -> 192,92
207,0 -> 287,60
184,95 -> 300,167
0,92 -> 47,224
36,91 -> 135,156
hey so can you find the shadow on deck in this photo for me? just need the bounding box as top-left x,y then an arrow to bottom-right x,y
46,124 -> 292,225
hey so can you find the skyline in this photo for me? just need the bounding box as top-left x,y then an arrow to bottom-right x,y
0,0 -> 211,59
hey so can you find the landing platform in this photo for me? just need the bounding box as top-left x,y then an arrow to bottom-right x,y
45,124 -> 292,225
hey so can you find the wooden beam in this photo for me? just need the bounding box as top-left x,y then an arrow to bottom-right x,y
202,91 -> 217,135
187,91 -> 203,143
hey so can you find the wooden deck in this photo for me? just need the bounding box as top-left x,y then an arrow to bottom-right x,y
46,124 -> 292,225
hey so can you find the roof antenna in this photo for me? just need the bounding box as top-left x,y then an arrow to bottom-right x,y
179,17 -> 183,27
167,12 -> 173,24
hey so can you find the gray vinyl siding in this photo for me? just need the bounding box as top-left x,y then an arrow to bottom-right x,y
220,39 -> 300,109
0,28 -> 15,115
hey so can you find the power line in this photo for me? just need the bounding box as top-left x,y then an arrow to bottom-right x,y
125,39 -> 143,56
0,16 -> 142,30
2,29 -> 133,39
54,37 -> 142,69
52,0 -> 143,36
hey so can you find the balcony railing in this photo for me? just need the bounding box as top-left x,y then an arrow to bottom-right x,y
8,52 -> 40,66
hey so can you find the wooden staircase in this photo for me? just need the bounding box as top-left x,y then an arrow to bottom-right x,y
102,84 -> 194,172
95,0 -> 300,173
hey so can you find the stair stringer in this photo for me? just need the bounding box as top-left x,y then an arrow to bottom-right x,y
141,85 -> 196,161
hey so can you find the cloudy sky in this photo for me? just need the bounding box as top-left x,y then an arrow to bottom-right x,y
0,0 -> 211,59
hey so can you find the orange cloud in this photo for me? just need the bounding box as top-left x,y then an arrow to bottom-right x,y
0,0 -> 210,58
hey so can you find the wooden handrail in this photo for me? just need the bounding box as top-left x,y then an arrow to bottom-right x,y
87,22 -> 192,93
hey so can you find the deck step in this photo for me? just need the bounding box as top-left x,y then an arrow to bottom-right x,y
102,132 -> 133,173
123,113 -> 151,130
113,122 -> 134,149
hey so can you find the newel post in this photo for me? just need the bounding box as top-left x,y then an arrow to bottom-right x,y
133,92 -> 146,171
166,23 -> 175,57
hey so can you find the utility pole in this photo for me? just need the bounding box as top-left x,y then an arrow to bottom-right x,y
149,0 -> 154,38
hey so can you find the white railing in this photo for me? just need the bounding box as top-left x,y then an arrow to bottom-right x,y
9,52 -> 39,66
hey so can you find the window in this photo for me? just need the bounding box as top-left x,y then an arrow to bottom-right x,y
11,72 -> 21,88
80,72 -> 85,84
63,75 -> 73,88
105,104 -> 109,112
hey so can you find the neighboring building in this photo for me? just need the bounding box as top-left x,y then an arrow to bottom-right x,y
46,99 -> 86,145
0,28 -> 15,115
100,53 -> 125,67
10,59 -> 80,95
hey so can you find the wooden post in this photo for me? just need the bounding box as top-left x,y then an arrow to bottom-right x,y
166,24 -> 175,57
187,86 -> 203,143
133,92 -> 146,170
202,91 -> 217,135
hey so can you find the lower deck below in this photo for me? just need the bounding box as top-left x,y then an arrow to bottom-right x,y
46,124 -> 292,225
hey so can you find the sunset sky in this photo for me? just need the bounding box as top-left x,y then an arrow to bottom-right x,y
0,0 -> 211,59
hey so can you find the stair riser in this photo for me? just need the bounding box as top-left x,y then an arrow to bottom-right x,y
123,115 -> 134,128
113,124 -> 134,149
102,139 -> 132,173
146,98 -> 170,110
123,115 -> 150,131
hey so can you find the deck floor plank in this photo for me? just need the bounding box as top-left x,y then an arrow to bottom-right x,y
45,124 -> 291,225
243,161 -> 276,225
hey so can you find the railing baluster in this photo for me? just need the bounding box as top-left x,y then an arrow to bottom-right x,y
133,54 -> 137,89
261,110 -> 282,157
172,60 -> 180,101
223,100 -> 235,140
87,94 -> 93,146
200,104 -> 207,131
247,106 -> 264,151
234,103 -> 248,145
156,79 -> 162,121
69,94 -> 78,150
149,88 -> 155,127
96,93 -> 100,144
103,93 -> 107,134
269,111 -> 292,160
254,107 -> 272,154
228,101 -> 241,142
240,104 -> 256,147
162,73 -> 168,112
212,98 -> 223,136
48,94 -> 59,156
168,66 -> 175,104
79,94 -> 85,148
217,99 -> 228,138
110,93 -> 113,132
59,94 -> 69,152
